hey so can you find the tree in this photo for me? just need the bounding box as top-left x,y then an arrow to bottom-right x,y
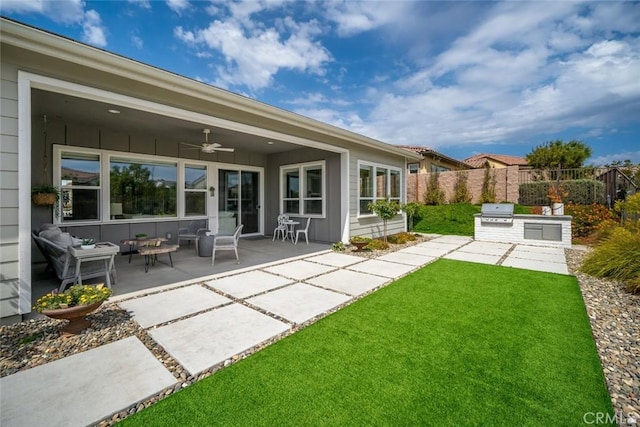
451,171 -> 471,203
479,162 -> 496,203
367,198 -> 401,243
526,140 -> 592,170
424,172 -> 445,205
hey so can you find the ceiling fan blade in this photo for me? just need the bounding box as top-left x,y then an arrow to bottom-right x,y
202,146 -> 235,153
180,142 -> 204,149
214,147 -> 235,152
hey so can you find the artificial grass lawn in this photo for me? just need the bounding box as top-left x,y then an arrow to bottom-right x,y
121,260 -> 613,426
414,203 -> 531,236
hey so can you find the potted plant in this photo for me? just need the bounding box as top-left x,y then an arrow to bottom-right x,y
33,284 -> 112,337
31,185 -> 60,206
80,238 -> 96,250
349,236 -> 370,252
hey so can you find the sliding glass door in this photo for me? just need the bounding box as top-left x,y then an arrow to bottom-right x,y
218,169 -> 260,234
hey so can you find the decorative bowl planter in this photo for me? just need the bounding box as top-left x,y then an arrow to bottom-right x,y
42,301 -> 103,337
350,241 -> 368,252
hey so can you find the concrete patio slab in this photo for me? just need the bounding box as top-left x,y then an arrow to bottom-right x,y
430,235 -> 473,244
457,241 -> 513,256
346,259 -> 416,278
0,336 -> 176,427
400,244 -> 455,258
247,283 -> 351,324
118,285 -> 231,328
443,251 -> 502,265
512,245 -> 566,256
263,260 -> 337,281
149,304 -> 289,376
205,270 -> 293,298
507,249 -> 565,263
305,252 -> 364,268
417,241 -> 464,250
501,257 -> 569,275
306,269 -> 389,296
377,251 -> 436,267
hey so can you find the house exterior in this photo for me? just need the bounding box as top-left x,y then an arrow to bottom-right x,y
463,153 -> 529,169
0,18 -> 421,322
399,146 -> 470,174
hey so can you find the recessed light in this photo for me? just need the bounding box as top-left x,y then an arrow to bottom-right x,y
267,141 -> 275,145
107,109 -> 121,114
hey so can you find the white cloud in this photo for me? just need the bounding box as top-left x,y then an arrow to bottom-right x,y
174,4 -> 331,90
127,0 -> 151,10
166,0 -> 190,15
82,9 -> 106,47
132,35 -> 144,49
591,151 -> 640,166
322,1 -> 413,37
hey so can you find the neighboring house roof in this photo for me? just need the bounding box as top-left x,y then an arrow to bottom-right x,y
398,146 -> 471,169
464,153 -> 529,168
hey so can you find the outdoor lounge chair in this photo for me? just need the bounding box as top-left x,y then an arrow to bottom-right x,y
32,231 -> 118,292
211,224 -> 243,266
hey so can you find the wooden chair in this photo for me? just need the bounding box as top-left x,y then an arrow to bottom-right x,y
212,224 -> 244,266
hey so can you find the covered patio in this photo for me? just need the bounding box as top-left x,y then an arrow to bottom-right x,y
29,237 -> 331,320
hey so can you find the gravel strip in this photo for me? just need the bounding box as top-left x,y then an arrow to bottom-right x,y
566,248 -> 639,425
2,238 -> 636,426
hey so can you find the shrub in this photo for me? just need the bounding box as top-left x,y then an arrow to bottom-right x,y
451,171 -> 471,203
387,232 -> 417,244
365,239 -> 389,251
424,173 -> 445,205
332,241 -> 346,252
519,180 -> 605,205
479,165 -> 496,203
581,227 -> 640,294
403,202 -> 422,232
615,193 -> 640,224
564,203 -> 613,238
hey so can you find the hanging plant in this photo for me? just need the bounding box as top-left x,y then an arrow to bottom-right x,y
31,185 -> 60,206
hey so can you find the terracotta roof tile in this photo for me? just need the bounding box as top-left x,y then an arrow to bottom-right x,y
463,153 -> 528,168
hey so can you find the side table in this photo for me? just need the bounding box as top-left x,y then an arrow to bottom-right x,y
68,242 -> 119,291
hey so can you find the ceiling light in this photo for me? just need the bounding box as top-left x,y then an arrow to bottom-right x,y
107,109 -> 121,114
267,141 -> 275,145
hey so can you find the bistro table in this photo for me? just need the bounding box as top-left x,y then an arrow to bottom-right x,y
282,220 -> 300,243
68,242 -> 119,290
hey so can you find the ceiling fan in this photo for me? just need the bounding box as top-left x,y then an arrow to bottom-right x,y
181,128 -> 235,153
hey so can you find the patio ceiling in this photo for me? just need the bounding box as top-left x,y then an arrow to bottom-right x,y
31,88 -> 302,155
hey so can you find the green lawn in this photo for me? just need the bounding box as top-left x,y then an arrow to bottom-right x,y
413,203 -> 532,235
121,260 -> 612,426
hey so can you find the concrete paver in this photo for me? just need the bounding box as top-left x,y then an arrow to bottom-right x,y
508,249 -> 565,263
247,283 -> 351,324
457,241 -> 512,256
430,235 -> 473,244
306,269 -> 390,296
347,259 -> 416,278
377,251 -> 436,266
118,285 -> 230,328
205,270 -> 293,298
443,251 -> 503,265
305,252 -> 364,268
263,260 -> 337,281
0,337 -> 176,427
401,244 -> 456,258
149,304 -> 290,376
501,256 -> 569,275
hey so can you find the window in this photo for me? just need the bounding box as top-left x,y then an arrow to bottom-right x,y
358,162 -> 402,215
185,164 -> 207,216
60,152 -> 101,222
431,164 -> 450,172
280,161 -> 325,217
110,157 -> 177,218
408,163 -> 419,174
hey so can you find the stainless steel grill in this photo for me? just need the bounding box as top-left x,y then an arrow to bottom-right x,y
480,203 -> 514,224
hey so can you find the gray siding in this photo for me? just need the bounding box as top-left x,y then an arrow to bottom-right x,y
265,148 -> 341,243
0,58 -> 20,318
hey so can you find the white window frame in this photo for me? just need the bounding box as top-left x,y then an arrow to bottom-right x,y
53,145 -> 211,224
184,163 -> 209,217
279,160 -> 326,218
357,160 -> 403,217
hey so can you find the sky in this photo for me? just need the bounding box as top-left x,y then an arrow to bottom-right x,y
2,0 -> 639,165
